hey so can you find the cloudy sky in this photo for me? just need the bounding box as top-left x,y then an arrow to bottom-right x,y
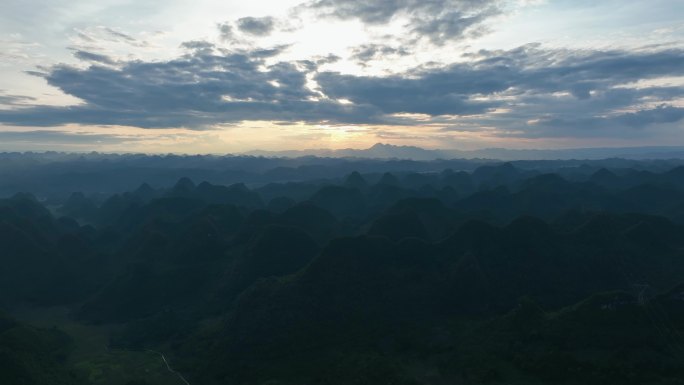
0,0 -> 682,153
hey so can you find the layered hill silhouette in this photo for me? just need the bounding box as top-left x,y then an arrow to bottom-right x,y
2,158 -> 684,384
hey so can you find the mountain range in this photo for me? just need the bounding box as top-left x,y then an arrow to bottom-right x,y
246,143 -> 684,161
2,158 -> 684,384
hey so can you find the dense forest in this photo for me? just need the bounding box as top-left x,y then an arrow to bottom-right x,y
2,153 -> 684,384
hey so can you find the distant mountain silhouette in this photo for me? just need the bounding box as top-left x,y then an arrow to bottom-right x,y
245,143 -> 684,161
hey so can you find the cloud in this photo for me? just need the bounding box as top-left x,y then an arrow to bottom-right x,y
0,43 -> 682,140
0,130 -> 130,145
218,22 -> 234,41
0,92 -> 36,106
303,0 -> 503,44
180,40 -> 216,52
236,16 -> 276,36
317,71 -> 501,116
102,27 -> 136,42
0,45 -> 383,128
72,50 -> 116,65
411,8 -> 499,44
0,36 -> 42,64
321,45 -> 684,113
350,44 -> 410,63
314,53 -> 342,65
618,105 -> 684,127
510,105 -> 684,138
305,0 -> 499,24
72,26 -> 150,48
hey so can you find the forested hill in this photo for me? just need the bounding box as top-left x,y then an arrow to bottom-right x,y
2,150 -> 684,201
2,160 -> 684,384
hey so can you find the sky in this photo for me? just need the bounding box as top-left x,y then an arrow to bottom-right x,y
0,0 -> 683,153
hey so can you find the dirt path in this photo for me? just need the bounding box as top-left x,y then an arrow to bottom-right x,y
148,350 -> 192,385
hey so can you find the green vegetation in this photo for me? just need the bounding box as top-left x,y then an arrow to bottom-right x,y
3,161 -> 684,384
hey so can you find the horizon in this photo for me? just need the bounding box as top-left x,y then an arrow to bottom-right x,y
1,0 -> 683,154
2,142 -> 684,163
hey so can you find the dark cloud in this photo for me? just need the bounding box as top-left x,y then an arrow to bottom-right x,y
506,105 -> 684,139
0,45 -> 383,128
317,71 -> 500,116
304,0 -> 502,44
318,45 -> 684,118
618,105 -> 684,127
350,44 -> 410,63
314,53 -> 342,65
249,45 -> 292,58
437,84 -> 684,139
306,0 -> 498,24
500,46 -> 684,97
180,40 -> 216,52
217,22 -> 234,41
72,50 -> 116,65
411,8 -> 498,45
0,44 -> 682,140
236,17 -> 276,36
